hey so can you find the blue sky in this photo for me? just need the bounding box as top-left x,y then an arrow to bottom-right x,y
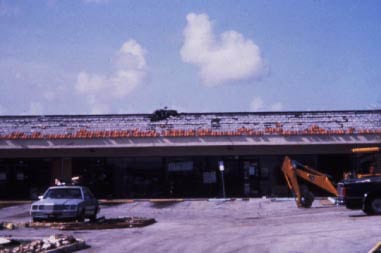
0,0 -> 380,115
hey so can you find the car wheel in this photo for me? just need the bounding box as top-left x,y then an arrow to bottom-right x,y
89,213 -> 97,222
32,217 -> 41,222
77,210 -> 85,222
364,197 -> 381,215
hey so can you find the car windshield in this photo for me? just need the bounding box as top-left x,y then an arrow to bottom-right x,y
44,188 -> 82,199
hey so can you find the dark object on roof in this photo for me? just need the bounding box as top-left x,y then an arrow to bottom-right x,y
150,109 -> 178,122
211,118 -> 221,128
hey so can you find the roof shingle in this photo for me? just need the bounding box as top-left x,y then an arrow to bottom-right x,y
0,110 -> 380,140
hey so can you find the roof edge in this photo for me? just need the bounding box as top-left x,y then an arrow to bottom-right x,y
0,108 -> 380,119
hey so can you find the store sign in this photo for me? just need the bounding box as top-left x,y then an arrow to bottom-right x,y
168,161 -> 193,172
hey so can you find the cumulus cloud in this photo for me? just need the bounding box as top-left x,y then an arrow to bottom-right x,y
86,95 -> 110,114
180,13 -> 266,86
250,97 -> 283,112
75,40 -> 147,113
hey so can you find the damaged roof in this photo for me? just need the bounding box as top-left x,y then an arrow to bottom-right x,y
0,110 -> 380,140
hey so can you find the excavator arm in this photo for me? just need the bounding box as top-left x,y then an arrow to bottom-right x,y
282,156 -> 338,208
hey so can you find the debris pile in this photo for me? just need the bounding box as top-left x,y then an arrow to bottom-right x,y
60,217 -> 156,230
0,223 -> 15,230
27,217 -> 156,230
0,216 -> 156,232
0,234 -> 85,253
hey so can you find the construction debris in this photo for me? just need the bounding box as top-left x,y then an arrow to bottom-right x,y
27,217 -> 156,230
0,238 -> 11,246
0,234 -> 86,253
0,223 -> 16,230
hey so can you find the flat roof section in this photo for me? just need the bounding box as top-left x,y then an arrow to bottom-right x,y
0,110 -> 380,140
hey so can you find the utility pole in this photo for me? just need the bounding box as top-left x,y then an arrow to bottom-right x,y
219,161 -> 226,198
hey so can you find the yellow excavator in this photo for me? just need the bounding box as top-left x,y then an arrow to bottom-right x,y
283,147 -> 380,208
282,156 -> 338,208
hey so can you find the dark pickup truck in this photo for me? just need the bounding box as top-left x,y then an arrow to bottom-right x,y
337,176 -> 381,215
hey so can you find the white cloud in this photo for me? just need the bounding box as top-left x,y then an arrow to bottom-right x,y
76,72 -> 107,94
180,13 -> 266,86
87,95 -> 110,114
250,97 -> 284,112
75,39 -> 147,114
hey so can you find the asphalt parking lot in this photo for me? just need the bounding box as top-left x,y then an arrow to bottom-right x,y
1,198 -> 381,253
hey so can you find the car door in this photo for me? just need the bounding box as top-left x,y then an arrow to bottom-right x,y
82,187 -> 98,216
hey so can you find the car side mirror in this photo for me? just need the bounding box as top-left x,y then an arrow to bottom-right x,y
38,195 -> 43,200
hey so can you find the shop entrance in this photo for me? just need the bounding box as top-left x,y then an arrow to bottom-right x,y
221,158 -> 261,197
0,159 -> 50,199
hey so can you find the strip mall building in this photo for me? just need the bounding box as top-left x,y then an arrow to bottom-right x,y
0,110 -> 380,199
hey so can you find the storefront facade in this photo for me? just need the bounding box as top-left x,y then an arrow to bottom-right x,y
0,110 -> 380,199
